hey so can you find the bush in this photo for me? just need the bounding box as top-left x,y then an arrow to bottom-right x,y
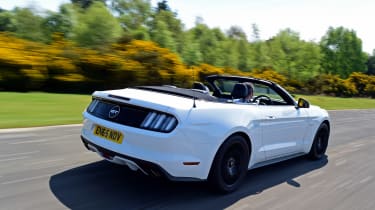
0,35 -> 47,90
193,64 -> 224,81
347,72 -> 375,97
364,83 -> 375,98
307,74 -> 357,97
0,33 -> 192,92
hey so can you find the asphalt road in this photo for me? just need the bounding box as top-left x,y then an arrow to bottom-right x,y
0,109 -> 375,210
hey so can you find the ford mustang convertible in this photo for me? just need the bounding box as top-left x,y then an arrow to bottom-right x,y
80,75 -> 330,193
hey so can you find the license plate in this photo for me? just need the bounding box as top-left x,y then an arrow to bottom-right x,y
93,125 -> 124,144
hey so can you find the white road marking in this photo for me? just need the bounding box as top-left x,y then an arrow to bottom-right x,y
307,170 -> 324,178
32,164 -> 65,171
337,180 -> 353,189
30,158 -> 65,166
359,176 -> 373,184
42,140 -> 73,145
1,174 -> 51,185
0,156 -> 29,162
0,151 -> 39,158
309,180 -> 327,189
9,134 -> 76,145
0,124 -> 82,133
0,133 -> 37,140
9,139 -> 50,144
336,147 -> 360,155
335,159 -> 347,166
352,143 -> 366,148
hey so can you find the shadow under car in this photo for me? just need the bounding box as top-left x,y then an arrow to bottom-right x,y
49,156 -> 328,210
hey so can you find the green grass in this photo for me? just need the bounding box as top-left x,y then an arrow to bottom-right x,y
296,95 -> 375,110
0,92 -> 374,129
0,92 -> 91,129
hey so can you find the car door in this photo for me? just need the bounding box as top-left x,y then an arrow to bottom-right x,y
259,105 -> 310,159
252,83 -> 310,160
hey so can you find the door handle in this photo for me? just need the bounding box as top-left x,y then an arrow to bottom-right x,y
267,116 -> 276,119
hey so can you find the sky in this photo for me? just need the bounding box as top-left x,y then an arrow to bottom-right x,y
2,0 -> 374,54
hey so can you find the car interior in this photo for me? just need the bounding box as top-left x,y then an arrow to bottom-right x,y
192,78 -> 292,106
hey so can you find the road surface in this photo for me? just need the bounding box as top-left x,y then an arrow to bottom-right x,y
0,109 -> 375,210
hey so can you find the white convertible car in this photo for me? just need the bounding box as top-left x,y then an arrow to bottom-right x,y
80,75 -> 330,193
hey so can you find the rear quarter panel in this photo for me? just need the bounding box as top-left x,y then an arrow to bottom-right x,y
179,101 -> 265,169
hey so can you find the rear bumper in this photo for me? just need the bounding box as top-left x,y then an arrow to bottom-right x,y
81,136 -> 202,182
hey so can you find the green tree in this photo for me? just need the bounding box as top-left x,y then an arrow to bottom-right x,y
110,0 -> 151,31
72,1 -> 122,48
227,26 -> 247,40
149,20 -> 176,51
237,39 -> 250,71
188,24 -> 226,67
181,32 -> 202,66
367,50 -> 375,75
249,41 -> 271,70
251,23 -> 260,41
0,9 -> 15,31
320,26 -> 368,77
221,39 -> 239,68
42,10 -> 73,40
110,0 -> 152,41
156,0 -> 171,12
226,26 -> 250,71
266,29 -> 322,81
199,28 -> 222,66
149,8 -> 184,53
71,0 -> 106,9
11,7 -> 46,42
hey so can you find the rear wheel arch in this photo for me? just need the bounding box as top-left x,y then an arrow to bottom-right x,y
232,132 -> 252,157
208,132 -> 252,193
211,132 -> 252,166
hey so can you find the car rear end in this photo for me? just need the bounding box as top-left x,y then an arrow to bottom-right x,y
80,88 -> 213,181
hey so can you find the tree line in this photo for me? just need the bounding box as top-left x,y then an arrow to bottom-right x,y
0,0 -> 375,97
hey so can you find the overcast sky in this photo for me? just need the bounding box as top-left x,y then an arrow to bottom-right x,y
2,0 -> 374,54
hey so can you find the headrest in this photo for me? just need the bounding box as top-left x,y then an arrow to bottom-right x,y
231,83 -> 248,99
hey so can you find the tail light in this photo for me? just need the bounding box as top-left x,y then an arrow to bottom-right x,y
141,112 -> 178,132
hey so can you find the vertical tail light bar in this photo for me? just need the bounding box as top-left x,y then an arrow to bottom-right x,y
141,112 -> 178,132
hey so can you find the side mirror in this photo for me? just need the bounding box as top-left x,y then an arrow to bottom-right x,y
297,98 -> 310,108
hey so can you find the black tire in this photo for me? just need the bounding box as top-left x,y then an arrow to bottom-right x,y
308,123 -> 330,160
208,135 -> 250,193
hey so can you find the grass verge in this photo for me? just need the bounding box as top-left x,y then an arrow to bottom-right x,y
0,92 -> 90,129
296,95 -> 375,110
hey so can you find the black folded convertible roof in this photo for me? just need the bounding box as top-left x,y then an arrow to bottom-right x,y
132,86 -> 217,101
